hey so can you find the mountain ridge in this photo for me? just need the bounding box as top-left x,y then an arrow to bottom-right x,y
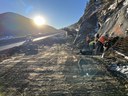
0,12 -> 60,37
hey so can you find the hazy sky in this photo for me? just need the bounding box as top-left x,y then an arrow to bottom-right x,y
0,0 -> 89,28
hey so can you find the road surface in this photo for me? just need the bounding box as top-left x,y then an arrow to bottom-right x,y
0,44 -> 127,96
0,33 -> 63,52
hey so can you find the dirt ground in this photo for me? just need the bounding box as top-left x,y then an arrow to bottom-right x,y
0,44 -> 127,96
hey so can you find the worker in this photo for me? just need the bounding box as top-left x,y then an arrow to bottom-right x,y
85,35 -> 90,48
89,40 -> 95,52
101,36 -> 119,58
95,34 -> 108,55
94,33 -> 100,42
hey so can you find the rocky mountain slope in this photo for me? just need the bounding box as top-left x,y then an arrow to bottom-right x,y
64,0 -> 128,49
0,12 -> 60,37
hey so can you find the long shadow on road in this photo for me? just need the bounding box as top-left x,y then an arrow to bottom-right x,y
0,44 -> 127,96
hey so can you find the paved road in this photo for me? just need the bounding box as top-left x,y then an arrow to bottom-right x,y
0,41 -> 25,51
0,44 -> 127,96
0,33 -> 63,52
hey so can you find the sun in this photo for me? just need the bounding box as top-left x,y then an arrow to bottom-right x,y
33,16 -> 46,26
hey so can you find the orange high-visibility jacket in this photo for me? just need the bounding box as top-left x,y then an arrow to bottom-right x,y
99,36 -> 107,44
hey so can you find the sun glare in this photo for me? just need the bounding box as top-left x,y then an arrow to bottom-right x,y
34,16 -> 46,26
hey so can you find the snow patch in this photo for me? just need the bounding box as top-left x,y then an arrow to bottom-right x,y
123,0 -> 128,6
108,3 -> 117,10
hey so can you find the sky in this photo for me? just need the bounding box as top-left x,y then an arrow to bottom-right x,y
0,0 -> 89,29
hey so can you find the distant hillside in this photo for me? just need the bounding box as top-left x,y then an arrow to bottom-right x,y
0,12 -> 60,37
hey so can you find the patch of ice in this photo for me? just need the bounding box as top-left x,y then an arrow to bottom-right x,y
86,73 -> 89,76
73,75 -> 77,78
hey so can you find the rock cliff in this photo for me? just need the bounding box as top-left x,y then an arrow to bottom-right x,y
64,0 -> 128,49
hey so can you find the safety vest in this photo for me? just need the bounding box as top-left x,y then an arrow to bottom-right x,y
99,36 -> 107,44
